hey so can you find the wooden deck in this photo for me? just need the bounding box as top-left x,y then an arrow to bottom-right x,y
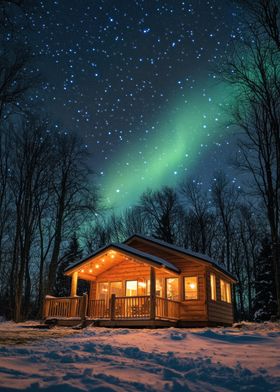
43,294 -> 180,327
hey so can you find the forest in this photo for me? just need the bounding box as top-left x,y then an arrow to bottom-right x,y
0,0 -> 279,324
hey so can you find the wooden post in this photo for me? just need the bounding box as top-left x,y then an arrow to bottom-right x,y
150,267 -> 156,320
110,294 -> 116,320
80,293 -> 89,321
71,271 -> 78,297
43,296 -> 50,319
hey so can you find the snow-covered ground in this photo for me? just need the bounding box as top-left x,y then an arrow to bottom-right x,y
0,321 -> 279,391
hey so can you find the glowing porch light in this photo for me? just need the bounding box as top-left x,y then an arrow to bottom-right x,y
81,269 -> 84,273
95,264 -> 100,269
89,269 -> 93,273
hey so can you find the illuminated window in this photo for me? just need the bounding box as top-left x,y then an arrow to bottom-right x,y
97,282 -> 109,301
126,280 -> 137,296
220,279 -> 231,303
166,278 -> 179,301
184,276 -> 198,300
146,279 -> 163,297
210,274 -> 216,301
110,281 -> 122,297
137,279 -> 147,295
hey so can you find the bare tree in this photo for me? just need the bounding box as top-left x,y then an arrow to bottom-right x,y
180,180 -> 216,254
138,186 -> 182,244
8,117 -> 52,321
222,0 -> 280,315
46,133 -> 98,294
211,172 -> 240,271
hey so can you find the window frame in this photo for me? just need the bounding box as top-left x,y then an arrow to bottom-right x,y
165,277 -> 179,301
110,281 -> 123,297
210,273 -> 217,301
96,281 -> 109,301
183,276 -> 198,301
220,279 -> 231,303
125,280 -> 138,297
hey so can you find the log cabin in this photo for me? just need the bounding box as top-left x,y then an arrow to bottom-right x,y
43,234 -> 237,327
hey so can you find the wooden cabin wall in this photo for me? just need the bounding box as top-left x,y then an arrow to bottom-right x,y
125,238 -> 208,321
87,238 -> 235,325
206,268 -> 234,325
89,258 -> 175,299
177,261 -> 207,322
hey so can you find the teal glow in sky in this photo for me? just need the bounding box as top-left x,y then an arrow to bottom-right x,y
29,1 -> 238,211
102,83 -> 229,211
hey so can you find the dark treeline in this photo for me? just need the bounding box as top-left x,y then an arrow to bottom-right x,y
0,0 -> 279,322
0,1 -> 98,321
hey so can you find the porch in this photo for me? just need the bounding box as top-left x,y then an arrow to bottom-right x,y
43,243 -> 182,327
43,293 -> 180,326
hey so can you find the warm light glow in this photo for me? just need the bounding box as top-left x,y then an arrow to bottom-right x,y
184,276 -> 198,300
81,269 -> 84,273
210,273 -> 216,301
111,254 -> 115,258
126,280 -> 138,296
166,277 -> 179,300
95,264 -> 100,269
138,281 -> 146,288
89,269 -> 93,273
101,258 -> 105,263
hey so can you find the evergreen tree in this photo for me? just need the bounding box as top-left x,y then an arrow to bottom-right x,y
253,238 -> 277,321
54,234 -> 83,297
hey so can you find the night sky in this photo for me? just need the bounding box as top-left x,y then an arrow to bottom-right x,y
25,0 -> 241,211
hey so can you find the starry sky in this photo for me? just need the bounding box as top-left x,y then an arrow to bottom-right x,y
25,0 -> 240,211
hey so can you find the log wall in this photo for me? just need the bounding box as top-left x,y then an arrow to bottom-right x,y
116,238 -> 208,322
88,237 -> 235,325
206,268 -> 234,325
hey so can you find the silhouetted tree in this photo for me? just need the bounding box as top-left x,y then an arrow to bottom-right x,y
253,238 -> 277,320
222,0 -> 280,316
54,234 -> 82,297
139,186 -> 182,244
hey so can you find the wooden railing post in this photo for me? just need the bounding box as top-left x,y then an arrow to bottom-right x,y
150,267 -> 156,320
43,296 -> 50,319
110,294 -> 116,320
70,297 -> 78,317
80,293 -> 88,321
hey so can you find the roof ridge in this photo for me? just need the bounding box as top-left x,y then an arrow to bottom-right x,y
124,234 -> 237,281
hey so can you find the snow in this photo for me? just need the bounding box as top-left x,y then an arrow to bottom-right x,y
0,321 -> 279,391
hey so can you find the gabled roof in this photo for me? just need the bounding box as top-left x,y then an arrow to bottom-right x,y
125,234 -> 237,282
65,242 -> 180,275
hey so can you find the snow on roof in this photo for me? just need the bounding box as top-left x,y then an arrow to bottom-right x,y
65,242 -> 180,274
125,234 -> 237,281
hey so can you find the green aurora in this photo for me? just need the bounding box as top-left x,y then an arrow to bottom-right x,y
101,84 -> 229,212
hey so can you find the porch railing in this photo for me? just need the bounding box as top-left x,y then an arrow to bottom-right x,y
43,295 -> 83,319
156,297 -> 180,320
43,294 -> 180,322
88,299 -> 110,319
115,295 -> 150,319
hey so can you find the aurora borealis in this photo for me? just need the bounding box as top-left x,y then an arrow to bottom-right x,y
27,0 -> 239,211
102,83 -> 230,210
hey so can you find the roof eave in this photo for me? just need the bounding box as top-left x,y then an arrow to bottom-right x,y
64,243 -> 180,276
